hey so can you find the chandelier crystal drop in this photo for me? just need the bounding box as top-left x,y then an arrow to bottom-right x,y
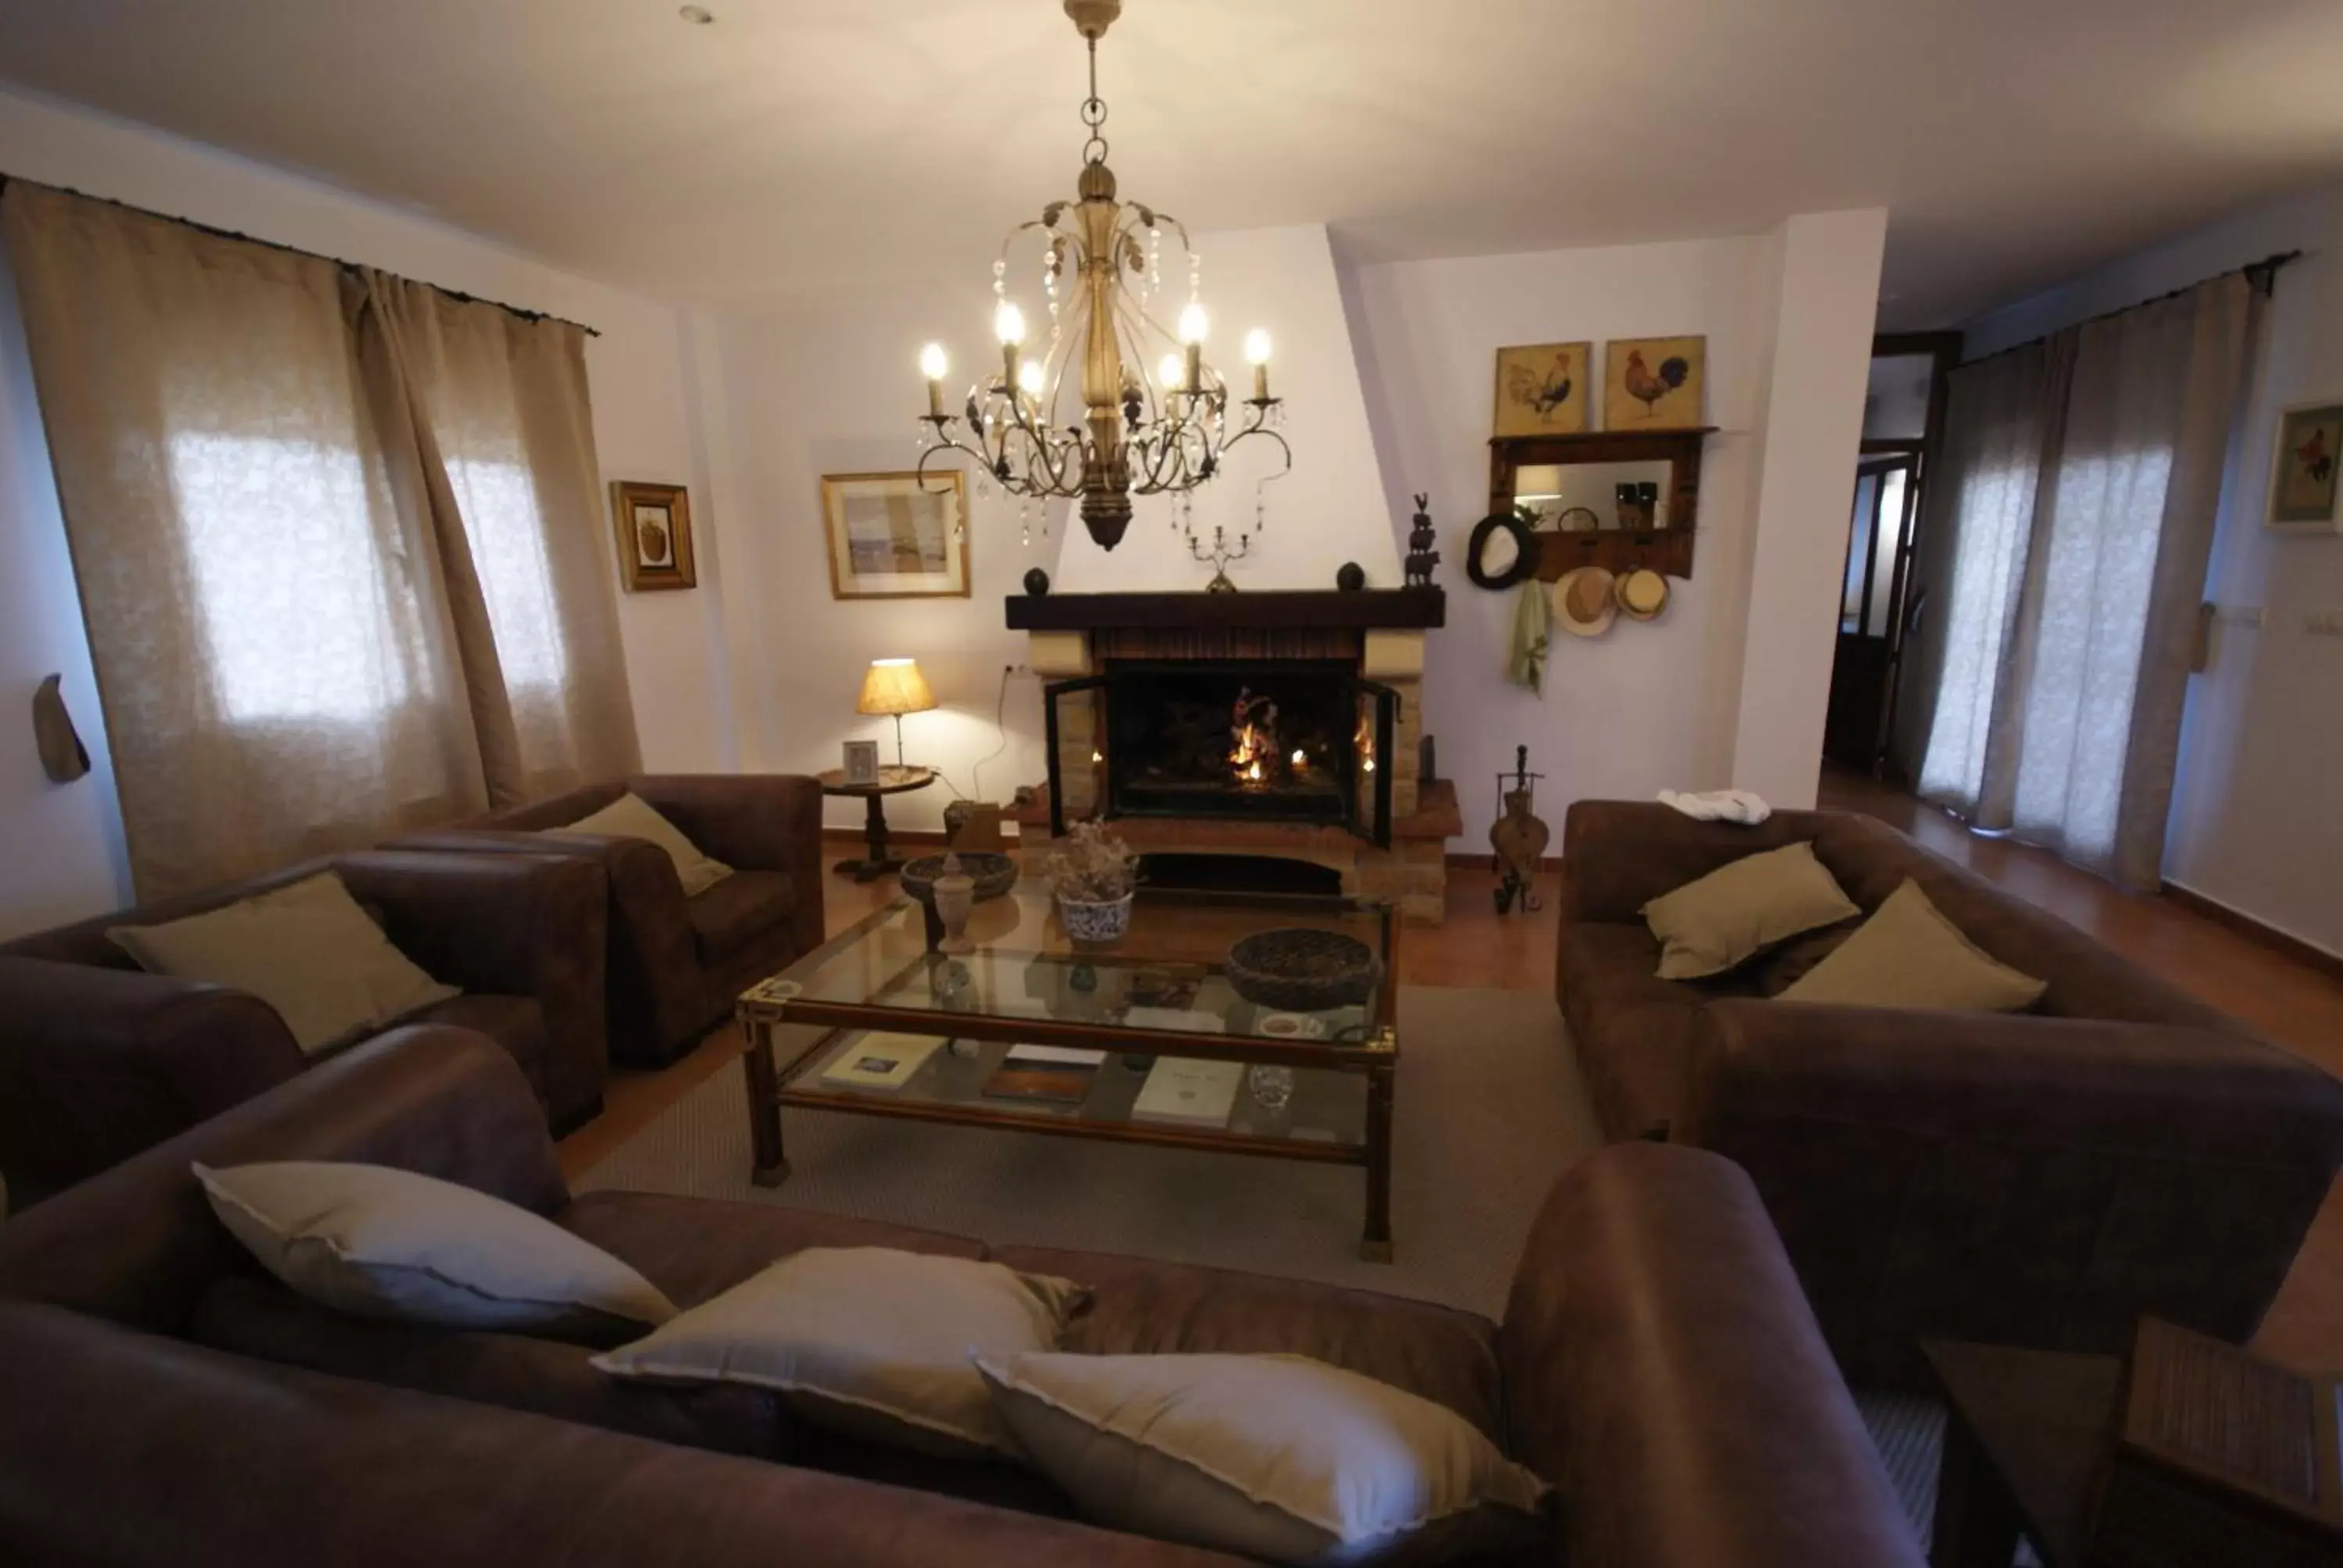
913,0 -> 1289,552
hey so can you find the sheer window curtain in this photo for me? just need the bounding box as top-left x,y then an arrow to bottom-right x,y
1,181 -> 639,897
1917,274 -> 2257,889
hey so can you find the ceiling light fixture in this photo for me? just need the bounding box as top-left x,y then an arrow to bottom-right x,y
913,0 -> 1287,552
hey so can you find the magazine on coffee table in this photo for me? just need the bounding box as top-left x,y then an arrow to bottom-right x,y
1132,1057 -> 1244,1129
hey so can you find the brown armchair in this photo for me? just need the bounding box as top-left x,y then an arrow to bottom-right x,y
392,774 -> 826,1065
0,850 -> 607,1210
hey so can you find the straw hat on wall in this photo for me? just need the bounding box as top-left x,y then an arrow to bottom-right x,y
1552,566 -> 1617,637
1616,568 -> 1670,622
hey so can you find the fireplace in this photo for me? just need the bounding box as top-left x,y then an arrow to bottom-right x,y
1010,588 -> 1455,921
1043,657 -> 1396,844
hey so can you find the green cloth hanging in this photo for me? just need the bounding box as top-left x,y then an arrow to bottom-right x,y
1507,579 -> 1551,693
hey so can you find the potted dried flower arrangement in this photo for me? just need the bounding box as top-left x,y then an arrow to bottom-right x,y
1047,819 -> 1140,944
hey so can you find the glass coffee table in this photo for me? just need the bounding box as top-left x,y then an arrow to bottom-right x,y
739,882 -> 1401,1260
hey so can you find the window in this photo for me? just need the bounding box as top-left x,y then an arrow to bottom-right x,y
442,453 -> 569,697
168,430 -> 415,725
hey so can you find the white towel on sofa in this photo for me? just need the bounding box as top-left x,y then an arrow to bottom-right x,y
1658,789 -> 1773,825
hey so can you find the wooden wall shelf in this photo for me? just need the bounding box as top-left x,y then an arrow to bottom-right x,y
1489,426 -> 1716,581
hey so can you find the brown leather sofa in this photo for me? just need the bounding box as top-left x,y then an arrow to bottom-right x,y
0,1027 -> 1923,1568
0,850 -> 607,1209
394,773 -> 825,1065
1558,799 -> 2343,1387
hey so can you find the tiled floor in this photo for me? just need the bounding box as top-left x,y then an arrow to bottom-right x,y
562,789 -> 2343,1366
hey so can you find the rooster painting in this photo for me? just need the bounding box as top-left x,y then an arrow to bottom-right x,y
2294,425 -> 2334,487
1492,341 -> 1588,436
1604,337 -> 1705,429
1507,354 -> 1573,420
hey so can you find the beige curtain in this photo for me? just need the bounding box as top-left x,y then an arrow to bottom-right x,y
1916,274 -> 2259,889
1,181 -> 640,896
357,272 -> 640,805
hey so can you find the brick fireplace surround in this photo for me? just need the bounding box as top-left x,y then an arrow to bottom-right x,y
1007,590 -> 1461,922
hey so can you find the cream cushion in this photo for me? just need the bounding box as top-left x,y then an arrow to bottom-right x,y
1642,841 -> 1861,980
111,871 -> 458,1055
558,792 -> 733,896
195,1161 -> 676,1336
979,1352 -> 1551,1566
1778,878 -> 2047,1012
592,1248 -> 1086,1458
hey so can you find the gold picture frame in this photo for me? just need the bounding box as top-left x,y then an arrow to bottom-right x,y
610,480 -> 696,591
2267,400 -> 2343,531
822,470 -> 971,600
1492,342 -> 1590,438
1603,337 -> 1706,430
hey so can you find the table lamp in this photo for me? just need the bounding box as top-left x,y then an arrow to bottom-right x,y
858,657 -> 936,767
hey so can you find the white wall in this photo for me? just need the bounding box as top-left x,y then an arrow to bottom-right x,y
1052,226 -> 1401,593
1343,214 -> 1884,843
708,290 -> 1051,836
1964,180 -> 2343,957
1728,209 -> 1891,807
0,87 -> 729,935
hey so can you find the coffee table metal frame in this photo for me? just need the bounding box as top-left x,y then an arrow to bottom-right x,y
739,887 -> 1402,1261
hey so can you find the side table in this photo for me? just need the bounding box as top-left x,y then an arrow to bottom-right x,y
818,764 -> 936,883
1924,1338 -> 2122,1568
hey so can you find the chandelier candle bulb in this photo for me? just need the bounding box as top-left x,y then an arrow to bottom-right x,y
919,343 -> 949,418
1158,352 -> 1186,394
1244,329 -> 1272,401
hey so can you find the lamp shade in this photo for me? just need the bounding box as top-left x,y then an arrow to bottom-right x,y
857,658 -> 936,717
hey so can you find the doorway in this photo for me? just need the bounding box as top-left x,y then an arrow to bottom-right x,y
1821,332 -> 1960,778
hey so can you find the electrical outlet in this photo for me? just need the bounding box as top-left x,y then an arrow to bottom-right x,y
2308,609 -> 2343,638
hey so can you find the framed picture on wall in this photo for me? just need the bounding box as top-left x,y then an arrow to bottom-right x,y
610,480 -> 697,591
1602,337 -> 1706,429
1491,342 -> 1591,437
2267,401 -> 2343,531
822,470 -> 971,599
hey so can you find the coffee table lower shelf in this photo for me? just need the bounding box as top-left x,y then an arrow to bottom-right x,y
740,1019 -> 1396,1263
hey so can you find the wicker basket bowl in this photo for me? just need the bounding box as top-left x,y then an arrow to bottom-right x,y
900,853 -> 1018,906
1225,928 -> 1380,1013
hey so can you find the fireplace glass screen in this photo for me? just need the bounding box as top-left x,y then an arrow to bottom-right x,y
1105,660 -> 1353,822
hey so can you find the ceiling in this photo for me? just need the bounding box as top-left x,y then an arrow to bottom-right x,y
2,0 -> 2339,327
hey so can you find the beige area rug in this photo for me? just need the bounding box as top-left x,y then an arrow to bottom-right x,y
578,985 -> 1598,1320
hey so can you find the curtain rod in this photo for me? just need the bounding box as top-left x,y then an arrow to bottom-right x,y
1966,250 -> 2301,368
0,172 -> 601,338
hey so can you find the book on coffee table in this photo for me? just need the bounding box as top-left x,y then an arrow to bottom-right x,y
983,1043 -> 1102,1105
818,1032 -> 947,1092
1132,1057 -> 1245,1129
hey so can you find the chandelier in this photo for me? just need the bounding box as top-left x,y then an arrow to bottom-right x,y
914,0 -> 1289,553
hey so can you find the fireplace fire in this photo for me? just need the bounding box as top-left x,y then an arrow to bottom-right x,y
1046,657 -> 1396,842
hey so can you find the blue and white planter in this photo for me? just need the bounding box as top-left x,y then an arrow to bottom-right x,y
1057,889 -> 1136,945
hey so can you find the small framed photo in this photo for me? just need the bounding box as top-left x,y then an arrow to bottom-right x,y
2267,401 -> 2343,531
841,739 -> 882,786
1492,342 -> 1590,438
610,481 -> 696,591
822,470 -> 970,599
1602,337 -> 1707,429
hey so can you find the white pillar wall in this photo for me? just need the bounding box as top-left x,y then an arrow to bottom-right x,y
1728,209 -> 1888,807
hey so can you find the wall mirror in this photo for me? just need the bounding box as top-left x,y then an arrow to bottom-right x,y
1487,428 -> 1714,579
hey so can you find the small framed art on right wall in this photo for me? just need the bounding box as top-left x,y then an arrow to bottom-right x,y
2268,400 -> 2343,531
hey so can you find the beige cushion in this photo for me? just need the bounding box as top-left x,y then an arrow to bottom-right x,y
111,871 -> 458,1055
1642,841 -> 1861,980
558,792 -> 733,896
195,1161 -> 676,1336
591,1247 -> 1085,1458
978,1352 -> 1552,1566
1778,878 -> 2047,1012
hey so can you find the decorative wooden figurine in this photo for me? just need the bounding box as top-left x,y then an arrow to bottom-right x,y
1404,493 -> 1441,588
1489,745 -> 1550,916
